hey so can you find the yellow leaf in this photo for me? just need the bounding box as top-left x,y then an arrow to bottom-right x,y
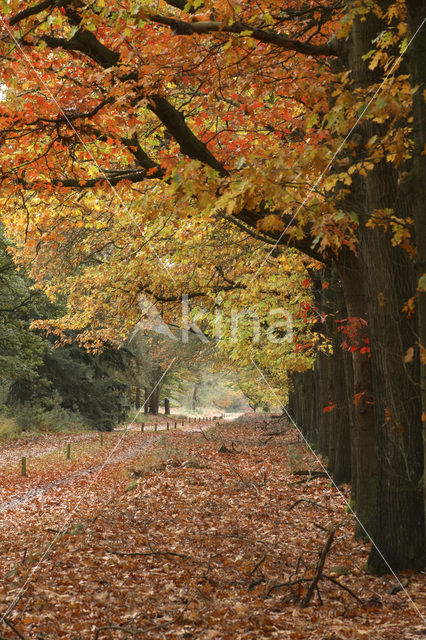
403,346 -> 414,363
369,51 -> 381,71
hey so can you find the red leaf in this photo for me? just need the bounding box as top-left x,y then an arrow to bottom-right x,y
323,402 -> 337,413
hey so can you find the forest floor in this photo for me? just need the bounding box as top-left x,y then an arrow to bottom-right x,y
0,416 -> 425,639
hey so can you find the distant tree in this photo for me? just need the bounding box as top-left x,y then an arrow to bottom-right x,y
0,227 -> 48,385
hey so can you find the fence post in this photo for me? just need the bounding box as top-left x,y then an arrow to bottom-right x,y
100,433 -> 103,446
174,421 -> 177,429
154,423 -> 157,432
167,422 -> 169,431
66,442 -> 71,460
21,456 -> 26,477
141,422 -> 144,432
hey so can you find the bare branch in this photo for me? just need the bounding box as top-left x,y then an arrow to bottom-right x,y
301,527 -> 336,607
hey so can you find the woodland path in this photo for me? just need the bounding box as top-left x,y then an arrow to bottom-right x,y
0,416 -> 424,640
0,418 -> 214,514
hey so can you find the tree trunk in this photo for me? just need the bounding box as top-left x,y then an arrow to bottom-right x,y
148,367 -> 162,415
326,268 -> 353,486
164,397 -> 170,415
360,165 -> 424,572
406,0 -> 426,546
349,7 -> 424,572
148,384 -> 159,415
135,386 -> 141,410
192,383 -> 199,411
337,250 -> 376,539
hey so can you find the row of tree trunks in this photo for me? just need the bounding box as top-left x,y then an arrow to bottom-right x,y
289,4 -> 425,573
289,229 -> 424,573
129,366 -> 165,415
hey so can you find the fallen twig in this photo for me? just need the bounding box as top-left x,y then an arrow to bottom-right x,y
323,574 -> 364,604
263,431 -> 287,444
231,468 -> 267,494
195,430 -> 210,441
291,470 -> 329,485
266,577 -> 310,598
210,532 -> 273,550
107,550 -> 188,559
94,600 -> 192,639
249,554 -> 266,576
293,470 -> 329,477
1,618 -> 28,640
288,499 -> 335,512
301,527 -> 336,607
313,523 -> 328,533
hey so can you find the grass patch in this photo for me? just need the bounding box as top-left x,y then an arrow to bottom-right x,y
0,414 -> 21,440
129,411 -> 190,424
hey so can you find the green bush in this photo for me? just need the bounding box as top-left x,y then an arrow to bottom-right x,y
14,400 -> 87,433
9,345 -> 130,431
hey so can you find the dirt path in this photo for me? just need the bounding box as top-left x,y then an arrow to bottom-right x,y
0,420 -> 216,514
0,434 -> 159,514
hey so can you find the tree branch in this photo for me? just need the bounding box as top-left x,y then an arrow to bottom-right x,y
42,30 -> 119,67
147,96 -> 228,176
51,168 -> 159,188
140,283 -> 245,303
150,14 -> 338,57
9,0 -> 59,26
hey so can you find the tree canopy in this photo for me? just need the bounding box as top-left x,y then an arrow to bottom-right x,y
0,0 -> 425,573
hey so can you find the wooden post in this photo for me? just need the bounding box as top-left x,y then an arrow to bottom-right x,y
174,421 -> 177,429
167,422 -> 169,431
155,423 -> 157,432
100,433 -> 103,446
182,419 -> 184,426
21,456 -> 26,477
66,442 -> 71,460
141,422 -> 144,432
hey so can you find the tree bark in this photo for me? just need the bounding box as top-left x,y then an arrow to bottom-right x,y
337,249 -> 376,539
192,383 -> 199,411
406,0 -> 426,546
148,367 -> 162,415
349,6 -> 425,572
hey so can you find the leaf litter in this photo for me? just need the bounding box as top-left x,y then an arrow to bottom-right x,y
0,417 -> 424,639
